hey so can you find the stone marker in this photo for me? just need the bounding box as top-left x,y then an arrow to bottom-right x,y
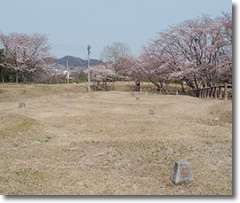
148,109 -> 155,115
65,94 -> 72,99
171,160 -> 194,185
18,102 -> 26,108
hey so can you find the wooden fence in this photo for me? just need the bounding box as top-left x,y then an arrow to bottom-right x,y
140,83 -> 232,100
141,86 -> 181,96
198,83 -> 232,100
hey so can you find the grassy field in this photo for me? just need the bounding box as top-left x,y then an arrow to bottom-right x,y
0,83 -> 232,195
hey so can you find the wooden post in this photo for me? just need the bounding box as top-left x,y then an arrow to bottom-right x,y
214,87 -> 218,99
175,82 -> 178,96
206,88 -> 209,98
16,71 -> 19,83
210,87 -> 214,98
224,83 -> 228,100
199,89 -> 202,98
166,82 -> 169,95
219,86 -> 223,99
208,88 -> 211,98
208,88 -> 210,98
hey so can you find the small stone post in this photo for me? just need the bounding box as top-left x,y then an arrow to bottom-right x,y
18,102 -> 26,108
171,160 -> 194,185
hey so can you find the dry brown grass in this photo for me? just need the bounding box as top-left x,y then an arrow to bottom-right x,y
0,83 -> 232,195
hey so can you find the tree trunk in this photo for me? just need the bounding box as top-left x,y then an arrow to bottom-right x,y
160,81 -> 163,88
1,69 -> 4,83
165,81 -> 169,95
194,89 -> 200,97
16,71 -> 19,83
23,72 -> 26,84
181,81 -> 186,93
149,78 -> 160,92
112,81 -> 115,91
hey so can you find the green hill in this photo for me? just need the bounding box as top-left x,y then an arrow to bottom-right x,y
56,55 -> 100,69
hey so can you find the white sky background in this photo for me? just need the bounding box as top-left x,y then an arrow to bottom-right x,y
0,0 -> 232,59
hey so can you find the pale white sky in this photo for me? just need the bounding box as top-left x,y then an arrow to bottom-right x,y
0,0 -> 232,59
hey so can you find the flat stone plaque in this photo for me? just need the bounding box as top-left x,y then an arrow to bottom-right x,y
148,109 -> 155,115
18,102 -> 26,108
171,160 -> 194,185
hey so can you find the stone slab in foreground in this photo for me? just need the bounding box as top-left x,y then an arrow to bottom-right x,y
171,160 -> 194,185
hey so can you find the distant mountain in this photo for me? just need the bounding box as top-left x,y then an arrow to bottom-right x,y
56,56 -> 100,69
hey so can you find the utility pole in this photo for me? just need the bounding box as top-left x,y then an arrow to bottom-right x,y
87,45 -> 91,93
67,59 -> 69,84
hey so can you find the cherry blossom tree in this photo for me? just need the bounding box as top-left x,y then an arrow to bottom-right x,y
90,63 -> 116,90
116,55 -> 144,91
0,32 -> 54,83
118,50 -> 171,92
147,13 -> 232,96
216,12 -> 232,84
0,48 -> 6,83
137,46 -> 172,91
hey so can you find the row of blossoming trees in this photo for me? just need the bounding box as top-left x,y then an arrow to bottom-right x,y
92,13 -> 232,96
0,33 -> 54,83
0,13 -> 232,95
